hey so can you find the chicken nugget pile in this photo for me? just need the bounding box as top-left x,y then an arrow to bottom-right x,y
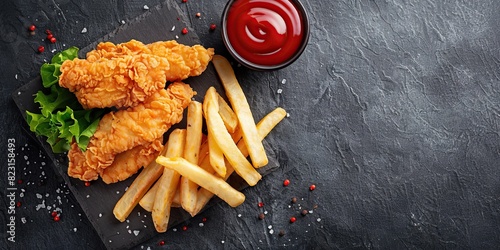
60,39 -> 214,184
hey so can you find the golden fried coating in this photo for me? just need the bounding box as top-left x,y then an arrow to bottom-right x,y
100,138 -> 164,184
60,53 -> 170,109
67,142 -> 100,181
83,82 -> 194,170
60,39 -> 213,109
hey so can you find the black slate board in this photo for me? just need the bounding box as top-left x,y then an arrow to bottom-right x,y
11,2 -> 279,249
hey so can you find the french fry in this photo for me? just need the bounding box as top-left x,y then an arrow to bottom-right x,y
152,129 -> 186,233
217,94 -> 238,133
156,156 -> 245,207
206,98 -> 261,186
204,87 -> 226,177
113,145 -> 169,222
212,55 -> 268,168
193,107 -> 287,215
180,101 -> 203,215
139,180 -> 159,212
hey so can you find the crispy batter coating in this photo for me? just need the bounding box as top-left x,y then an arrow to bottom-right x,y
83,82 -> 194,170
100,138 -> 164,184
60,53 -> 170,109
60,39 -> 213,109
67,142 -> 100,181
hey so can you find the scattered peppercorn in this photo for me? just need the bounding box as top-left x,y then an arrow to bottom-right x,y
51,211 -> 58,217
309,184 -> 316,191
49,37 -> 56,43
258,202 -> 264,208
159,240 -> 165,246
84,181 -> 91,187
28,24 -> 36,32
202,217 -> 207,223
291,197 -> 297,203
182,0 -> 187,3
313,204 -> 318,209
16,201 -> 21,207
209,23 -> 217,31
46,34 -> 53,40
53,215 -> 60,222
17,179 -> 23,184
181,27 -> 188,35
278,230 -> 285,237
301,209 -> 308,216
289,217 -> 296,223
196,12 -> 201,18
258,213 -> 265,220
45,29 -> 52,35
283,179 -> 290,186
37,45 -> 45,53
182,225 -> 188,231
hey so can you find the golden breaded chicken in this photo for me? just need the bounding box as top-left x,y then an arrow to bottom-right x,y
83,82 -> 194,170
68,142 -> 100,181
100,138 -> 164,184
60,53 -> 170,109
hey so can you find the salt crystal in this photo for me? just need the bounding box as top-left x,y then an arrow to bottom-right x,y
86,195 -> 90,198
309,210 -> 313,214
277,89 -> 283,94
147,247 -> 151,250
116,191 -> 120,194
47,206 -> 52,210
281,79 -> 286,84
172,228 -> 177,232
121,20 -> 126,24
24,156 -> 28,160
143,5 -> 149,10
18,92 -> 21,95
128,230 -> 132,234
36,193 -> 42,199
269,229 -> 274,234
15,74 -> 18,79
21,217 -> 26,224
264,211 -> 268,215
73,228 -> 77,232
237,214 -> 241,217
99,213 -> 102,218
171,26 -> 175,31
51,49 -> 56,53
81,27 -> 87,34
109,240 -> 112,243
286,113 -> 290,118
175,35 -> 179,39
199,223 -> 204,227
316,218 -> 321,222
268,225 -> 272,229
20,193 -> 24,198
221,241 -> 225,244
133,230 -> 140,236
126,219 -> 130,223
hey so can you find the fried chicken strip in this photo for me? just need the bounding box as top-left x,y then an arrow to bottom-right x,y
60,53 -> 170,109
84,82 -> 194,170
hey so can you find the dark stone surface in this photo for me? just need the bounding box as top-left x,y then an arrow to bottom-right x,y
1,0 -> 500,249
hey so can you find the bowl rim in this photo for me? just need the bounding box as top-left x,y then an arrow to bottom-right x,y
221,0 -> 310,71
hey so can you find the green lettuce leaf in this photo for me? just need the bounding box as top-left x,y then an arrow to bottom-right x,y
26,47 -> 104,153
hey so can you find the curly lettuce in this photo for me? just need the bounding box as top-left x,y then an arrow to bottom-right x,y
26,47 -> 104,153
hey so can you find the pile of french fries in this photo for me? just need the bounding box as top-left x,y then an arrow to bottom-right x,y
113,55 -> 287,233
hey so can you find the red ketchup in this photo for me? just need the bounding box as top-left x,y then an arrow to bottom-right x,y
225,0 -> 305,66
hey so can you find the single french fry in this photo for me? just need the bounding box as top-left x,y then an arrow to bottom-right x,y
139,180 -> 159,212
152,129 -> 186,233
193,107 -> 287,215
156,156 -> 245,207
204,87 -> 226,177
212,55 -> 268,168
179,101 -> 203,215
217,94 -> 238,133
113,145 -> 169,222
206,98 -> 261,186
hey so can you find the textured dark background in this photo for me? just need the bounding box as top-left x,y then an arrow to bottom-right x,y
1,0 -> 500,249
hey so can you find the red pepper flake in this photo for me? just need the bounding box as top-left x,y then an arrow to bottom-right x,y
16,201 -> 22,207
37,45 -> 45,53
182,225 -> 188,231
309,184 -> 316,191
51,211 -> 58,217
209,23 -> 217,31
49,37 -> 56,43
17,179 -> 23,184
53,215 -> 60,222
181,27 -> 188,35
289,216 -> 296,223
84,181 -> 91,187
258,202 -> 264,208
202,217 -> 207,223
28,24 -> 36,32
283,179 -> 290,187
158,240 -> 165,246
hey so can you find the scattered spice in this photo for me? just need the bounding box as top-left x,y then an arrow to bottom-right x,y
16,201 -> 22,207
45,29 -> 52,35
278,230 -> 285,237
17,179 -> 23,184
51,211 -> 58,217
181,27 -> 188,35
28,24 -> 36,32
182,0 -> 188,2
196,12 -> 201,18
209,23 -> 217,31
49,37 -> 56,43
301,209 -> 308,216
182,225 -> 188,231
309,184 -> 316,191
289,217 -> 296,223
53,215 -> 60,222
283,179 -> 290,186
46,34 -> 53,40
202,217 -> 207,223
258,213 -> 265,220
37,45 -> 45,53
258,202 -> 264,208
84,181 -> 91,187
291,197 -> 297,203
158,240 -> 165,246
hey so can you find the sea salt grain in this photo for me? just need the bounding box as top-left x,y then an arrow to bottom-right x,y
81,27 -> 87,33
317,218 -> 321,222
133,230 -> 140,236
277,89 -> 283,94
282,79 -> 287,84
143,5 -> 149,10
171,26 -> 176,32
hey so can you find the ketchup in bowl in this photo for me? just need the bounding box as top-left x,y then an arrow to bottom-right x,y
222,0 -> 309,70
